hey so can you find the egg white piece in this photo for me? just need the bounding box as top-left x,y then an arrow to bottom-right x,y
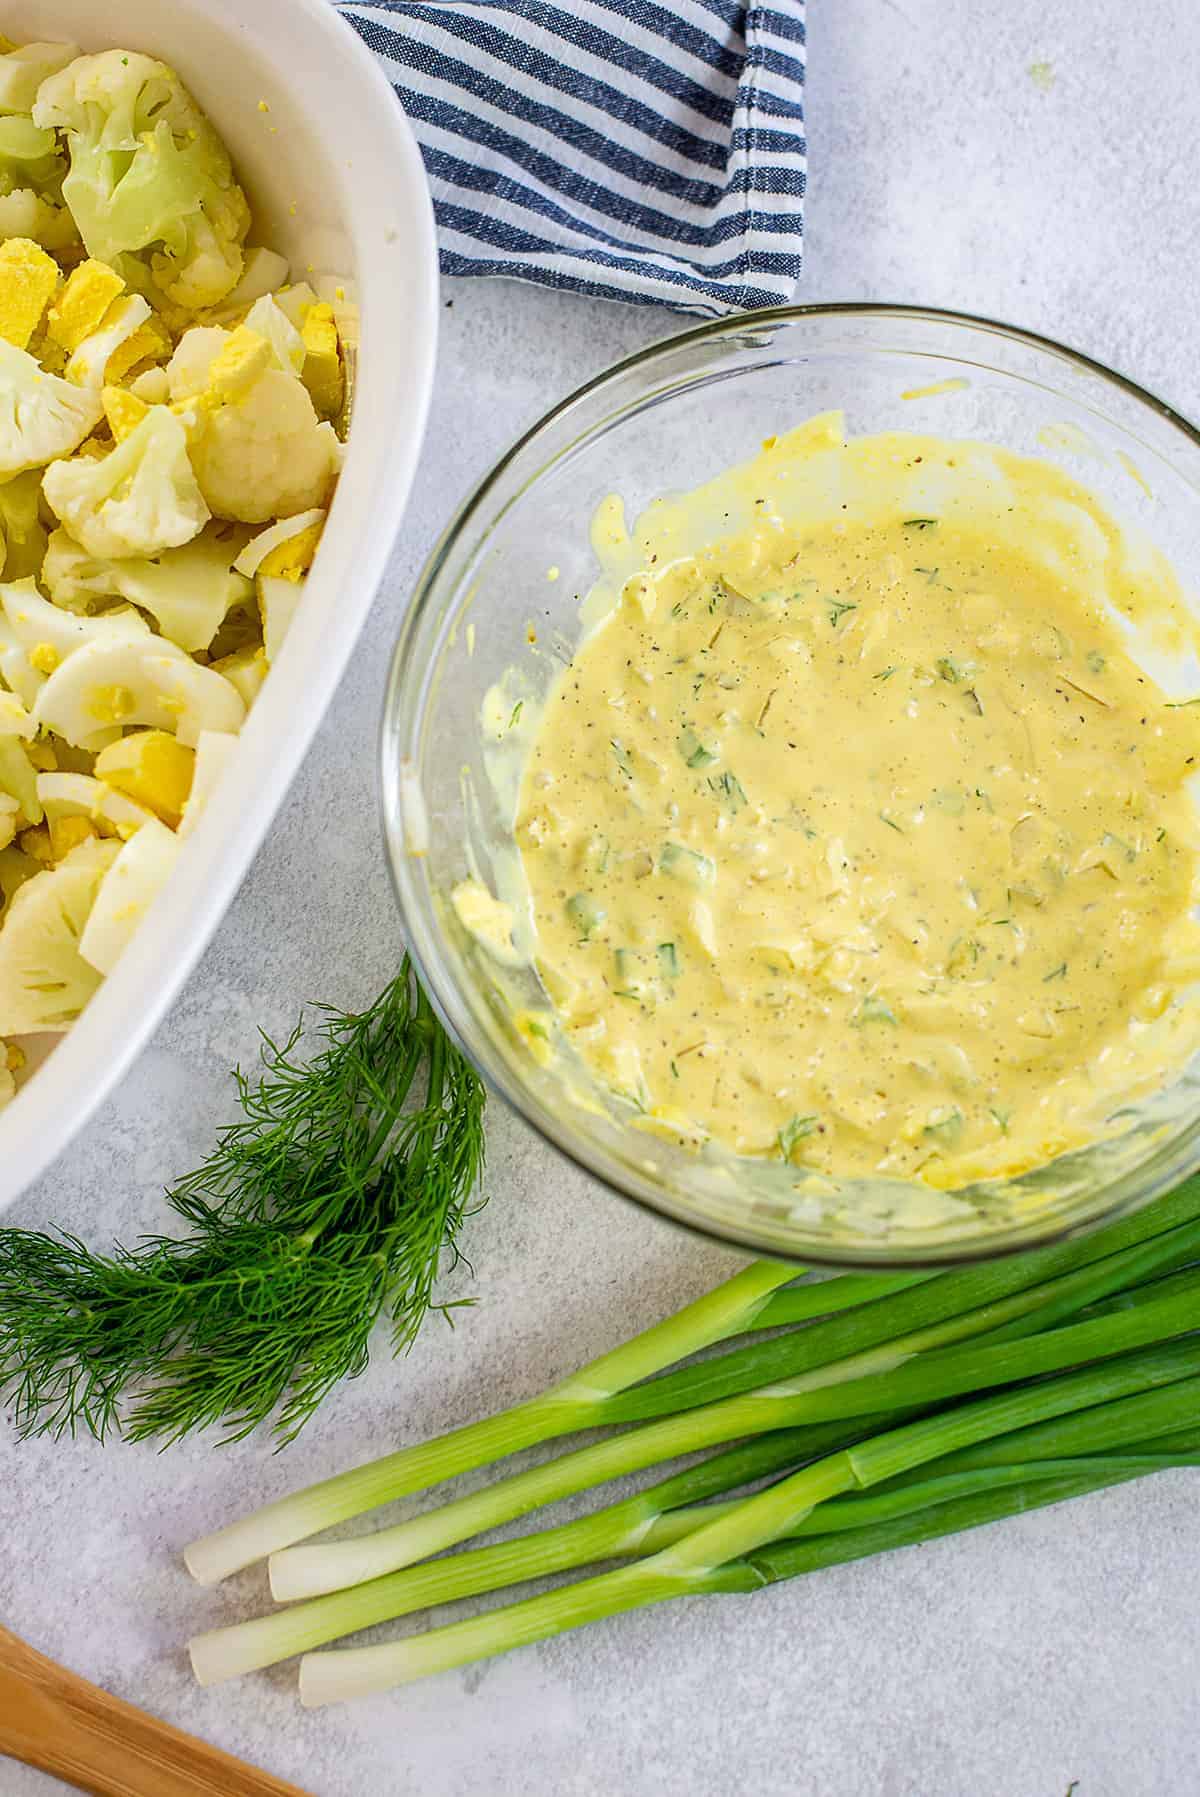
79,815 -> 181,975
32,634 -> 246,748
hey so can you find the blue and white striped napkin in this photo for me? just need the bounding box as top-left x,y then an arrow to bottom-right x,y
335,1 -> 806,315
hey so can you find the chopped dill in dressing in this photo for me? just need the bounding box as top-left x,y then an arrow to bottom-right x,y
510,424 -> 1200,1188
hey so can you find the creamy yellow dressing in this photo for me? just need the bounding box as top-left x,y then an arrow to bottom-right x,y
502,421 -> 1200,1189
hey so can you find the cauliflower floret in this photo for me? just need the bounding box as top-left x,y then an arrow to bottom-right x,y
0,834 -> 119,1032
0,685 -> 39,826
202,246 -> 288,324
0,41 -> 77,115
33,49 -> 250,308
0,44 -> 79,252
0,186 -> 77,251
42,403 -> 210,558
42,522 -> 253,653
188,366 -> 340,523
0,111 -> 66,201
0,467 -> 46,580
0,337 -> 102,477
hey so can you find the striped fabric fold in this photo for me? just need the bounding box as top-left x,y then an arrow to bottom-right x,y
335,0 -> 806,313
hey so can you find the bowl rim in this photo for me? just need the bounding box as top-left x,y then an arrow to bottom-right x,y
381,301 -> 1200,1268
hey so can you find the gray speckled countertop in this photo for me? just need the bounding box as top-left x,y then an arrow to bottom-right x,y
4,3 -> 1200,1793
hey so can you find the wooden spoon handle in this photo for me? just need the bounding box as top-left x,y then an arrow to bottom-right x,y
0,1626 -> 312,1797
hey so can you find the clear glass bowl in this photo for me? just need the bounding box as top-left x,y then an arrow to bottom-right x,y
381,305 -> 1200,1266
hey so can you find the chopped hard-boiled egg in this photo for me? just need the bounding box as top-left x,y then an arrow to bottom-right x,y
94,730 -> 195,827
45,260 -> 124,353
257,573 -> 305,664
233,508 -> 324,580
37,769 -> 155,838
33,634 -> 246,748
0,237 -> 59,350
178,728 -> 238,838
300,302 -> 343,419
65,293 -> 152,387
78,815 -> 180,975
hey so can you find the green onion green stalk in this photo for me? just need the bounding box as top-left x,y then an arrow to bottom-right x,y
186,1183 -> 1200,1702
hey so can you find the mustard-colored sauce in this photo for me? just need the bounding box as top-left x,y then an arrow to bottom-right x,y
508,423 -> 1200,1188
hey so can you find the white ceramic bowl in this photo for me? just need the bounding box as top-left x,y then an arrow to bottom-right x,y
0,0 -> 439,1213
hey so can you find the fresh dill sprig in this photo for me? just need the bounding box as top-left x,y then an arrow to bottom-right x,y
0,959 -> 486,1447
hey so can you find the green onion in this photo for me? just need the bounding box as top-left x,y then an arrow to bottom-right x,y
182,1258 -> 801,1584
185,1185 -> 1200,1694
188,1186 -> 1200,1584
658,842 -> 717,887
678,727 -> 718,768
265,1245 -> 1200,1600
656,942 -> 680,978
564,893 -> 605,940
294,1340 -> 1200,1702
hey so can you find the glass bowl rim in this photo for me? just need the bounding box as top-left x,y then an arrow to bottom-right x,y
380,300 -> 1200,1268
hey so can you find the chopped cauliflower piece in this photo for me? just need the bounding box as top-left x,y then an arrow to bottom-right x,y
0,40 -> 77,114
78,815 -> 180,974
95,729 -> 194,826
0,187 -> 76,252
189,366 -> 340,522
65,293 -> 152,386
0,735 -> 40,824
0,337 -> 103,476
32,632 -> 246,748
0,237 -> 59,349
300,301 -> 343,419
33,50 -> 251,308
0,834 -> 119,1031
0,467 -> 45,581
233,508 -> 324,580
202,247 -> 289,324
178,728 -> 237,838
2,576 -> 150,677
42,404 -> 210,558
42,522 -> 252,653
45,257 -> 124,352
